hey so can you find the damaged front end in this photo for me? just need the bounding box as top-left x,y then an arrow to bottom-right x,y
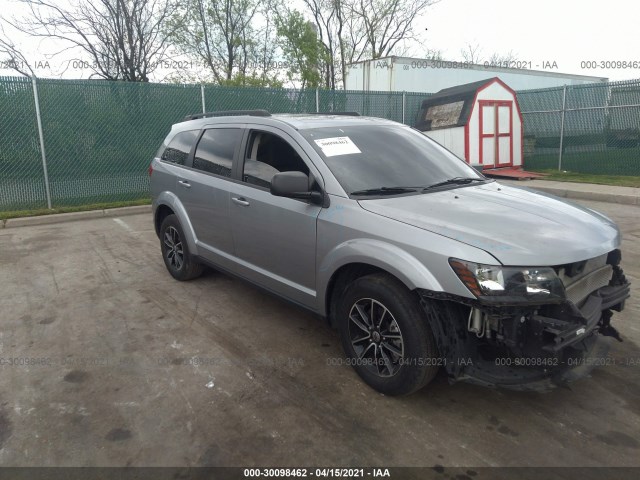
419,249 -> 631,391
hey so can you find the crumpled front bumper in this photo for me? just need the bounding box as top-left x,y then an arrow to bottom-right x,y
530,279 -> 630,354
419,273 -> 631,392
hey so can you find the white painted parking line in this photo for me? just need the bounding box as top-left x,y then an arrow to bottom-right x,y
113,217 -> 133,232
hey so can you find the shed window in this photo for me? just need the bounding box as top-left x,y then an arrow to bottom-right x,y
425,101 -> 464,128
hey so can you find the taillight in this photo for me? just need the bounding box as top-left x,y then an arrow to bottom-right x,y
148,162 -> 154,176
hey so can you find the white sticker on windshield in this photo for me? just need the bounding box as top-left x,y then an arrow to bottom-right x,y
314,136 -> 361,157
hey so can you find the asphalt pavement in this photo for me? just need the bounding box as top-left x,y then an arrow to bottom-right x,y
0,196 -> 638,469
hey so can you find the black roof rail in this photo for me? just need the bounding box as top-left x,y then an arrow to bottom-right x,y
315,111 -> 361,116
182,110 -> 271,121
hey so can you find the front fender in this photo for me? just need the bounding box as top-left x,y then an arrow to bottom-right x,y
153,191 -> 198,256
317,238 -> 443,316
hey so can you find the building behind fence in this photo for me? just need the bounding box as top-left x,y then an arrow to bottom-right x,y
1,76 -> 639,211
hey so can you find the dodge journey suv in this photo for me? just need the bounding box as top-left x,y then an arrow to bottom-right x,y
150,110 -> 630,395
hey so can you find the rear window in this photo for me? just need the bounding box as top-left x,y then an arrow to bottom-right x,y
193,128 -> 242,178
161,130 -> 199,165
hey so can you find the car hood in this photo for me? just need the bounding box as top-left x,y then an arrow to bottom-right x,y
358,182 -> 620,265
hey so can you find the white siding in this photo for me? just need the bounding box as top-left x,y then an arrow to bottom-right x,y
476,83 -> 514,102
414,79 -> 526,168
423,127 -> 465,160
468,109 -> 480,166
344,58 -> 607,93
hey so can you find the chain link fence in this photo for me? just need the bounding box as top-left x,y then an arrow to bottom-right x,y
0,77 -> 44,211
517,79 -> 640,175
1,77 -> 206,211
1,76 -> 639,212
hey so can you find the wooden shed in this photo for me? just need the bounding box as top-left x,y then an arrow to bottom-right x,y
415,77 -> 524,172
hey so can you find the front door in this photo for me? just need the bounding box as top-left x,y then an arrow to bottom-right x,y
228,127 -> 323,309
479,101 -> 513,168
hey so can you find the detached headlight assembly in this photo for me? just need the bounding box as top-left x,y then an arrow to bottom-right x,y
449,258 -> 565,304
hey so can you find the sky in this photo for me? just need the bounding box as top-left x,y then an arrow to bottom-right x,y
418,0 -> 637,81
0,0 -> 637,83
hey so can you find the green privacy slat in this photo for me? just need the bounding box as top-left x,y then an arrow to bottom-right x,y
1,77 -> 639,211
518,79 -> 640,174
0,76 -> 47,210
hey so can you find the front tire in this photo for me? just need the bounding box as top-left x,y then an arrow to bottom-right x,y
160,214 -> 204,281
337,273 -> 440,396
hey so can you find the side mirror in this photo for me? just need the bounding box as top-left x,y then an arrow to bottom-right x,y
270,171 -> 324,205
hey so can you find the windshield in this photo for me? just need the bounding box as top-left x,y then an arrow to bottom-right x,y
300,125 -> 485,195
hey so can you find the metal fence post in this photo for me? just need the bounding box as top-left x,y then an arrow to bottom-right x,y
315,88 -> 319,113
402,91 -> 406,124
201,84 -> 206,113
558,85 -> 567,171
31,76 -> 52,209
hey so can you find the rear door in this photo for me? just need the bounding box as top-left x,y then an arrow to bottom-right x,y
177,125 -> 243,263
227,126 -> 323,308
156,129 -> 199,199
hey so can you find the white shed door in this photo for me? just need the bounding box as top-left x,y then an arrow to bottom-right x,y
479,101 -> 513,168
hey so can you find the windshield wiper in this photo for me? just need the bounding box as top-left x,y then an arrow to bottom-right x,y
351,178 -> 485,196
423,177 -> 485,190
350,186 -> 418,196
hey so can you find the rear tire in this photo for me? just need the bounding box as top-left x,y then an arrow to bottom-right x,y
160,214 -> 204,281
337,273 -> 439,395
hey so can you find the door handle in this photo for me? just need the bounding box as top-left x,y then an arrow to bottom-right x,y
178,180 -> 191,188
232,197 -> 250,206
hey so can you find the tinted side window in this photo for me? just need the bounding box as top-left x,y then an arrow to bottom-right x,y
161,130 -> 198,165
193,128 -> 242,177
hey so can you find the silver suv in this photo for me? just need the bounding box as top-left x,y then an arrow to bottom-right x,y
150,110 -> 630,395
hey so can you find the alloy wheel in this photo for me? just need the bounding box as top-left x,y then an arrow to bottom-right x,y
164,226 -> 184,270
348,298 -> 405,377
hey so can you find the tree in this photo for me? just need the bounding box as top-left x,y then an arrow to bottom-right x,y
276,9 -> 325,89
461,43 -> 482,64
300,0 -> 341,90
460,42 -> 519,66
0,24 -> 35,77
300,0 -> 439,89
487,50 -> 518,66
167,0 -> 280,85
2,0 -> 179,81
218,72 -> 283,88
348,0 -> 438,60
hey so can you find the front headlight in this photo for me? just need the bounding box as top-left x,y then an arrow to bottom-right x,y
449,258 -> 565,304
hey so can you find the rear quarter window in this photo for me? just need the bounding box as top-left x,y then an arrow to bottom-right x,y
161,130 -> 199,165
